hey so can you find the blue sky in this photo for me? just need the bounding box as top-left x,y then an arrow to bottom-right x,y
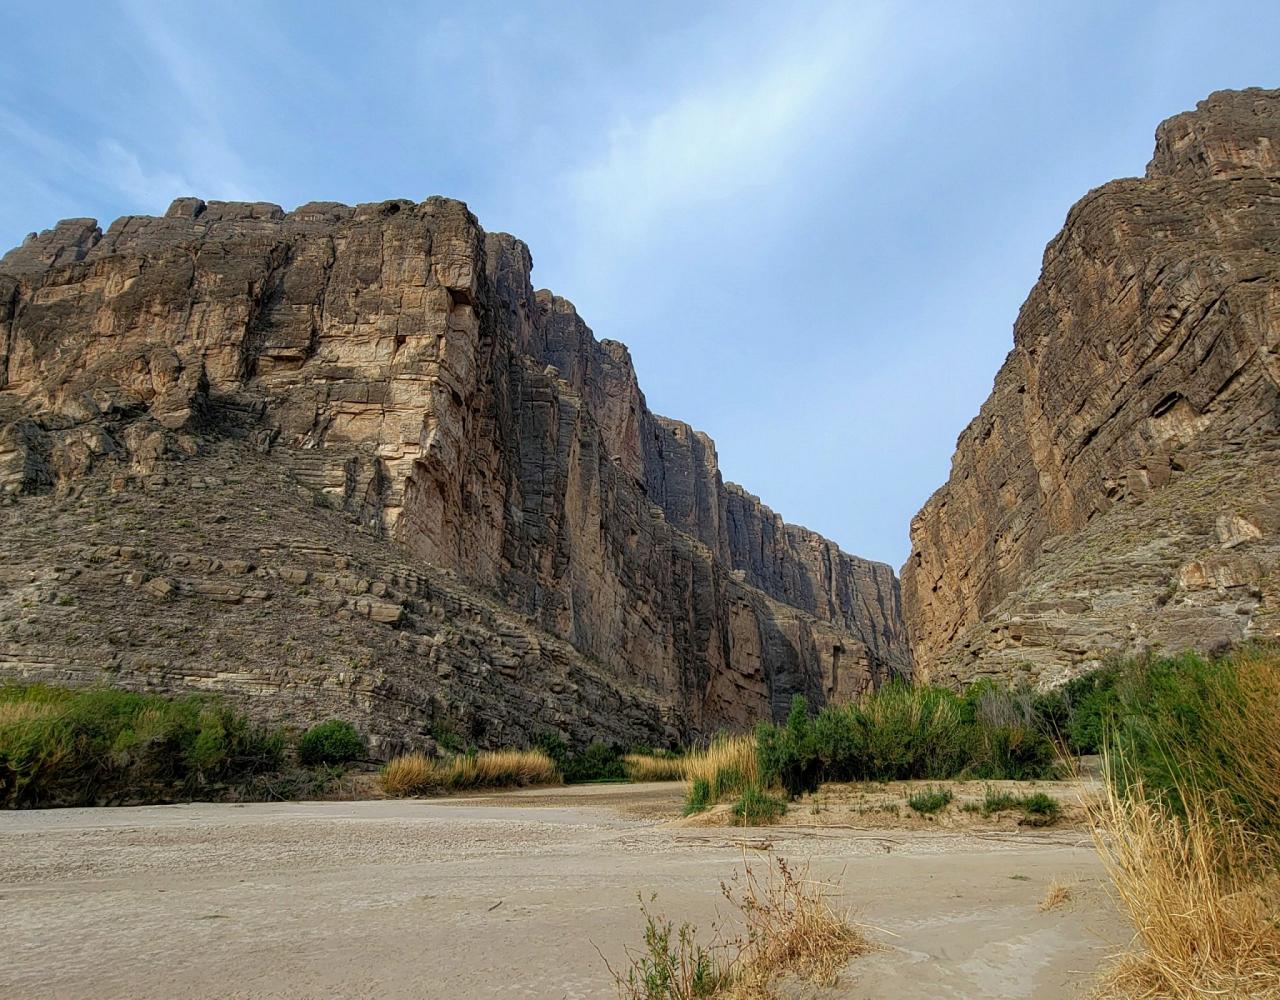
4,2 -> 1277,568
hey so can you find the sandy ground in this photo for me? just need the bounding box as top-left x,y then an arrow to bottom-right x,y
0,783 -> 1129,999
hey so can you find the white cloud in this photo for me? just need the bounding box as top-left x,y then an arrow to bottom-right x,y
565,5 -> 890,243
117,0 -> 255,202
96,138 -> 193,207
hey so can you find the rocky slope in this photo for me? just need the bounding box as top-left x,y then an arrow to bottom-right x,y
0,196 -> 907,751
902,87 -> 1280,687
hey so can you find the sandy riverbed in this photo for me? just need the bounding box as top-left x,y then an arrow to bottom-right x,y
0,782 -> 1128,999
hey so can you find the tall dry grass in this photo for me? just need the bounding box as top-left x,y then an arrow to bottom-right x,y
1089,646 -> 1280,999
623,753 -> 687,782
379,749 -> 559,796
680,735 -> 759,812
1091,769 -> 1280,998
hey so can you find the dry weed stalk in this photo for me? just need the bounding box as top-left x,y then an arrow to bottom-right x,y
608,855 -> 868,999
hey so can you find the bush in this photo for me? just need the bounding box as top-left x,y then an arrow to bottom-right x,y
980,786 -> 1060,825
1109,647 -> 1280,843
683,777 -> 712,816
732,784 -> 787,826
563,741 -> 627,783
907,786 -> 953,814
754,682 -> 1056,797
297,720 -> 363,766
1019,792 -> 1060,826
0,684 -> 284,807
624,751 -> 686,782
756,695 -> 822,797
1033,665 -> 1123,754
680,735 -> 757,810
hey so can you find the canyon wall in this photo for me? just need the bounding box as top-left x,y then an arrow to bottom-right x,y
902,88 -> 1280,687
0,195 -> 907,749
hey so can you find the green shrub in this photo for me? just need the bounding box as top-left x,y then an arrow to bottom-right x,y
563,741 -> 627,783
732,784 -> 787,825
533,731 -> 570,773
756,695 -> 822,798
683,777 -> 711,816
981,787 -> 1020,814
979,786 -> 1060,825
754,681 -> 1055,794
1033,665 -> 1123,754
1108,648 -> 1280,841
0,684 -> 284,807
1019,792 -> 1060,825
907,786 -> 953,814
297,719 -> 363,766
617,896 -> 727,998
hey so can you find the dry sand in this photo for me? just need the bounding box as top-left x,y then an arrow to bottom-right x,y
0,782 -> 1129,999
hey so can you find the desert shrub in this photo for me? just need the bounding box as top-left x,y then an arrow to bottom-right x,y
1019,791 -> 1060,825
1056,664 -> 1123,754
756,682 -> 1050,793
609,856 -> 867,998
533,731 -> 570,772
563,741 -> 627,783
980,786 -> 1059,824
683,777 -> 712,816
0,684 -> 283,807
965,681 -> 1058,780
981,787 -> 1020,814
297,719 -> 363,766
1086,647 -> 1280,996
614,895 -> 726,998
1109,647 -> 1280,842
732,784 -> 787,825
756,695 -> 822,797
907,786 -> 953,814
846,683 -> 972,780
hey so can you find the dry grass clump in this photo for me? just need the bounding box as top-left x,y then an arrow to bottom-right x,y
1039,879 -> 1072,912
1092,766 -> 1280,998
722,856 -> 868,995
680,735 -> 759,814
624,753 -> 688,782
608,855 -> 868,999
379,749 -> 559,796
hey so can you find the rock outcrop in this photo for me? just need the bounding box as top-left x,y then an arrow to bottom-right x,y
902,88 -> 1280,687
0,195 -> 908,750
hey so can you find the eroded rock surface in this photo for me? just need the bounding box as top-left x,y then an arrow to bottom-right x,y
903,88 -> 1280,686
0,196 -> 907,748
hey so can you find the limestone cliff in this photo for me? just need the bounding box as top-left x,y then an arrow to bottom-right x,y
0,195 -> 907,749
902,88 -> 1280,687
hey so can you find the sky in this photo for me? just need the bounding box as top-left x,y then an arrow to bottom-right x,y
3,1 -> 1277,568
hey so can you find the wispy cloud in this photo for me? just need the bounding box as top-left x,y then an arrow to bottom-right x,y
565,5 -> 889,243
117,0 -> 255,202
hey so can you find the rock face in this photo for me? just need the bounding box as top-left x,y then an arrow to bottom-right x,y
0,196 -> 908,750
903,88 -> 1280,688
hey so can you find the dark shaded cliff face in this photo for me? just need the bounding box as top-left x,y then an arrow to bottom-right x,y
902,88 -> 1280,688
0,195 -> 908,748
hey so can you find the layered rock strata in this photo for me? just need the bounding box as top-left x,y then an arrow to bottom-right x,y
0,195 -> 908,747
903,88 -> 1280,686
